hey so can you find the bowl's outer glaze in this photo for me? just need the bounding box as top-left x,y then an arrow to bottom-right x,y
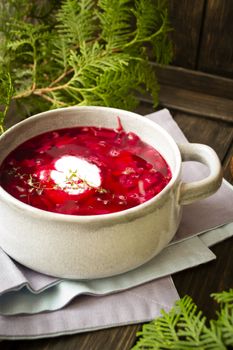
0,189 -> 181,278
0,106 -> 221,279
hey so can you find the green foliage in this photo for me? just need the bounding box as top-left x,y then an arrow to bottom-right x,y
0,69 -> 13,134
132,289 -> 233,350
56,0 -> 97,48
97,0 -> 133,50
0,0 -> 172,131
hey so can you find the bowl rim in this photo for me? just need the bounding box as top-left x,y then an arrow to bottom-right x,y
0,106 -> 182,223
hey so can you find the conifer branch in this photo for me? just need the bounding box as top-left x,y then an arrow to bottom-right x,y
49,68 -> 74,87
0,0 -> 173,131
132,289 -> 233,350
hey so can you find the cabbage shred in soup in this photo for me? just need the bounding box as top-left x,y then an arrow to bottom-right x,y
0,122 -> 172,215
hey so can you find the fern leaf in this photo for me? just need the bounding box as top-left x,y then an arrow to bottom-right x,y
201,321 -> 226,350
132,0 -> 170,41
128,0 -> 173,64
56,0 -> 97,48
176,296 -> 206,343
1,0 -> 173,120
211,289 -> 233,346
52,37 -> 70,71
212,289 -> 233,305
216,307 -> 233,346
6,21 -> 50,67
150,5 -> 173,64
69,44 -> 129,85
133,290 -> 233,350
132,306 -> 180,349
97,0 -> 133,50
133,296 -> 208,349
86,69 -> 138,109
132,59 -> 159,106
0,68 -> 13,133
132,0 -> 160,41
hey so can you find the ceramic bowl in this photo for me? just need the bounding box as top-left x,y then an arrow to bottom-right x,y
0,106 -> 222,279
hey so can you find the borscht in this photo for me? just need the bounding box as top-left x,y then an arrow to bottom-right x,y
0,122 -> 172,215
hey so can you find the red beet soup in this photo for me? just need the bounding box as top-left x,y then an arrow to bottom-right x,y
0,123 -> 172,215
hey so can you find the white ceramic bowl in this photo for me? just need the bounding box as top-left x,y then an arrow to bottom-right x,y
0,106 -> 222,279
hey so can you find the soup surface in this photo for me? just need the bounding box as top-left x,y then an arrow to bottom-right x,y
0,123 -> 172,215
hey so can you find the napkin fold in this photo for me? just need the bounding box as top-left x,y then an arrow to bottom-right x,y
200,221 -> 233,247
0,236 -> 215,315
0,276 -> 179,340
0,109 -> 232,339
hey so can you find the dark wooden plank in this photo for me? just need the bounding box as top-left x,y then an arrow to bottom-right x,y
173,111 -> 233,161
173,110 -> 233,183
168,0 -> 205,69
144,84 -> 233,123
198,0 -> 233,78
153,64 -> 233,100
0,341 -> 12,350
134,101 -> 155,116
136,104 -> 233,163
1,325 -> 141,350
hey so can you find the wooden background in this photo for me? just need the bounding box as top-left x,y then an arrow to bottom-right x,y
168,0 -> 233,78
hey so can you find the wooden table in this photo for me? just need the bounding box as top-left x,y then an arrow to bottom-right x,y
2,66 -> 233,350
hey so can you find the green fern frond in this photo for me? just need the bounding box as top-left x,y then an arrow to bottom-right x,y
132,0 -> 159,41
0,1 -> 33,35
6,21 -> 51,71
216,308 -> 233,346
212,289 -> 233,305
133,59 -> 159,106
152,31 -> 173,65
133,306 -> 180,349
176,295 -> 206,344
7,22 -> 48,46
0,0 -> 173,121
0,32 -> 7,65
83,67 -> 139,109
128,0 -> 173,65
69,44 -> 129,83
150,6 -> 173,64
65,49 -> 132,108
13,68 -> 33,90
133,290 -> 233,350
211,289 -> 233,346
5,21 -> 51,97
56,0 -> 97,48
0,68 -> 13,133
201,321 -> 226,350
131,0 -> 164,41
52,37 -> 70,71
98,0 -> 133,50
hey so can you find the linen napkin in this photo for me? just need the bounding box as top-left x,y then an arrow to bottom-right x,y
0,236 -> 215,315
0,109 -> 232,339
0,276 -> 179,340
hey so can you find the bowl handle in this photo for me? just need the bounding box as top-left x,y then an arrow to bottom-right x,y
178,143 -> 222,205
